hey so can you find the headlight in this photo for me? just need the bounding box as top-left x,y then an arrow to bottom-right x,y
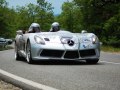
61,37 -> 71,44
34,36 -> 45,44
91,35 -> 98,44
61,38 -> 67,44
80,35 -> 98,44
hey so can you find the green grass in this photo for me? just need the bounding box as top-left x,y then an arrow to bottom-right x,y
0,46 -> 14,51
101,45 -> 120,53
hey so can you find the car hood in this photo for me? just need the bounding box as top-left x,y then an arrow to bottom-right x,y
35,31 -> 78,44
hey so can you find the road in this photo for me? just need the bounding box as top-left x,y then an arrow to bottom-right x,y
0,49 -> 120,90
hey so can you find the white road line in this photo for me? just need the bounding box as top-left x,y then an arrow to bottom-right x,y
100,61 -> 120,65
0,69 -> 58,90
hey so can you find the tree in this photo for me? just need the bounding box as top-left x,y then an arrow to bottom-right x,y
15,1 -> 54,31
0,0 -> 7,7
0,0 -> 54,38
36,0 -> 54,30
27,3 -> 38,23
56,1 -> 83,32
103,12 -> 120,47
16,6 -> 31,30
0,0 -> 9,37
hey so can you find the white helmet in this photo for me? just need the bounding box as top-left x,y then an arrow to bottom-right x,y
50,22 -> 60,32
81,30 -> 87,33
28,23 -> 40,33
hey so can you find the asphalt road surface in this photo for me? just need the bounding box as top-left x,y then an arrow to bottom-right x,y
0,49 -> 120,90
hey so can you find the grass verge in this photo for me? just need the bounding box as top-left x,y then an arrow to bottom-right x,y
101,45 -> 120,53
0,46 -> 14,51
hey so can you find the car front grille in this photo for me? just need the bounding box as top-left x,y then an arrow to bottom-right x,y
40,49 -> 64,58
79,49 -> 96,58
64,51 -> 79,59
40,49 -> 96,59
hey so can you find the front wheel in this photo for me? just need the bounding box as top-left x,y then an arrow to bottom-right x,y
86,59 -> 99,64
26,41 -> 34,64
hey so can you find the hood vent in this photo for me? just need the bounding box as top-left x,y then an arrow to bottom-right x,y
44,38 -> 50,41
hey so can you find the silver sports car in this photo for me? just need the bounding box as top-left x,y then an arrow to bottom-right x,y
15,30 -> 100,64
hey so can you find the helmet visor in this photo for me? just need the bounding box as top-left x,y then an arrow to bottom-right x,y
53,26 -> 60,32
33,27 -> 40,32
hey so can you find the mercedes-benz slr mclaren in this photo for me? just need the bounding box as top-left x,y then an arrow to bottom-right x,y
15,30 -> 100,64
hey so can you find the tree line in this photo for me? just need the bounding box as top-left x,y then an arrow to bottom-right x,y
0,0 -> 120,47
0,0 -> 54,38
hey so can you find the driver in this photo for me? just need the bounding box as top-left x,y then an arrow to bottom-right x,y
49,22 -> 60,32
28,23 -> 41,33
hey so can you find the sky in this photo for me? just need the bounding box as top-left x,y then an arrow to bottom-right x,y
6,0 -> 71,14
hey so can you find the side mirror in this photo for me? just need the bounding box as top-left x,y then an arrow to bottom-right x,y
16,30 -> 23,35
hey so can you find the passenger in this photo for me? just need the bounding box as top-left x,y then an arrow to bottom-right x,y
28,23 -> 41,33
49,22 -> 60,32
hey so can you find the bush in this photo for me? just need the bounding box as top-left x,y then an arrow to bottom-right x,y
102,37 -> 120,48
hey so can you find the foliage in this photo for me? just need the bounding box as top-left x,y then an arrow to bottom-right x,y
0,0 -> 16,38
56,1 -> 83,32
0,0 -> 54,38
36,0 -> 54,30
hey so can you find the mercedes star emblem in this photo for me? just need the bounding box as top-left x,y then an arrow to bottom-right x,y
67,40 -> 74,46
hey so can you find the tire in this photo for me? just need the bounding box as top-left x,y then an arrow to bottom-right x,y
26,41 -> 34,64
15,45 -> 22,60
86,59 -> 99,64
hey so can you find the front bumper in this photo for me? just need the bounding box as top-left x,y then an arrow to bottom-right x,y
30,42 -> 100,61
